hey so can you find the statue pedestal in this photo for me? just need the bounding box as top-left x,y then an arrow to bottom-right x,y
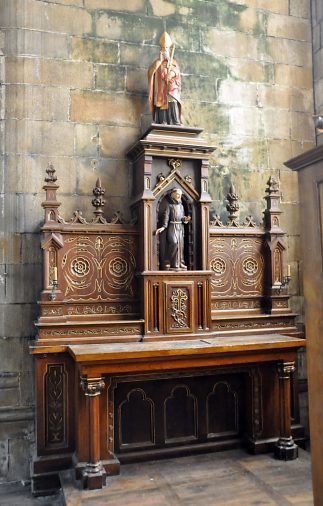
141,270 -> 212,339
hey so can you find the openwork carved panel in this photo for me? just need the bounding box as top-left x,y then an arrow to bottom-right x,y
61,235 -> 137,301
209,236 -> 265,296
45,364 -> 67,448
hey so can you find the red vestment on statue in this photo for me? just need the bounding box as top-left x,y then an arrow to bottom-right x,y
148,58 -> 181,115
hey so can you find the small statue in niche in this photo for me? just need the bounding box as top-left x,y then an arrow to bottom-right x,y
148,32 -> 182,125
155,188 -> 191,270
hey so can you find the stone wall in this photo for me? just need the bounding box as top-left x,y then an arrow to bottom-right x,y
0,0 -> 314,481
312,0 -> 323,143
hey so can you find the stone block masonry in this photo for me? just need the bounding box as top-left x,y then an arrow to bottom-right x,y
0,0 -> 316,482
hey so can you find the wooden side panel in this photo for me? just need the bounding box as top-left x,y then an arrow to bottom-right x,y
297,164 -> 323,502
35,354 -> 75,456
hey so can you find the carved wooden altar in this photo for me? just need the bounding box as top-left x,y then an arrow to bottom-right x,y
31,125 -> 305,494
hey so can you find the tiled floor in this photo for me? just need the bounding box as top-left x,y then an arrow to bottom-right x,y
61,448 -> 313,506
0,448 -> 313,505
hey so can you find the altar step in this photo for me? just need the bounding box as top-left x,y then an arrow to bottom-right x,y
60,448 -> 313,506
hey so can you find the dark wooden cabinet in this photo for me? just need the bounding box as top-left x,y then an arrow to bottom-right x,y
285,145 -> 323,504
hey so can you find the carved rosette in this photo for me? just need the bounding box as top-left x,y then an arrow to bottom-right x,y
81,377 -> 105,397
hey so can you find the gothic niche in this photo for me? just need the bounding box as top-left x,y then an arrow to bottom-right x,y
165,385 -> 197,441
156,189 -> 193,271
207,381 -> 239,438
119,389 -> 155,448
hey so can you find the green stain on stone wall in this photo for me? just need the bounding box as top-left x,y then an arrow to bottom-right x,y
184,103 -> 229,135
181,75 -> 218,102
178,51 -> 229,78
72,37 -> 119,64
216,0 -> 247,29
208,136 -> 271,222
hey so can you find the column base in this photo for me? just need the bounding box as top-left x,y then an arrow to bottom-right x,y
82,463 -> 107,490
274,437 -> 298,460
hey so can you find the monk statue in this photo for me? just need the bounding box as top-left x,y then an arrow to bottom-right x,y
148,32 -> 182,125
155,188 -> 191,270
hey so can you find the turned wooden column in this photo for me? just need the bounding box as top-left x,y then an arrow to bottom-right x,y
274,361 -> 298,460
81,376 -> 107,489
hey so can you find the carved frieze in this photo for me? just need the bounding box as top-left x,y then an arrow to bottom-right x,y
212,318 -> 294,331
42,306 -> 64,317
40,326 -> 143,338
67,304 -> 134,316
211,299 -> 261,311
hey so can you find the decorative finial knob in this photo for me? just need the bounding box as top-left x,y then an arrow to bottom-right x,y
266,176 -> 279,194
92,178 -> 106,223
45,163 -> 57,183
226,183 -> 239,225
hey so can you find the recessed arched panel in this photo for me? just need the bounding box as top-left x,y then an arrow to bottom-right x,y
207,381 -> 239,438
118,389 -> 155,448
164,385 -> 197,442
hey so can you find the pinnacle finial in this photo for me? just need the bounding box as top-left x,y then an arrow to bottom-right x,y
92,178 -> 106,223
45,163 -> 57,183
266,176 -> 279,194
226,183 -> 239,226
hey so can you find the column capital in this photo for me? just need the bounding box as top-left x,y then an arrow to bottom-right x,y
81,377 -> 105,397
277,361 -> 295,379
